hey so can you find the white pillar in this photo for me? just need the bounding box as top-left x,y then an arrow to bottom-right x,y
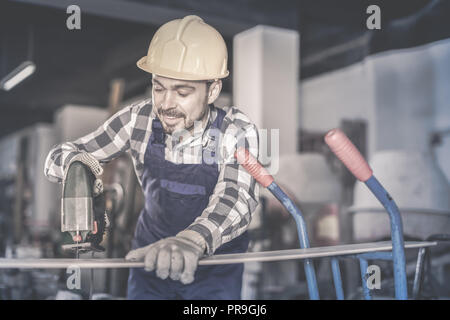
233,25 -> 300,157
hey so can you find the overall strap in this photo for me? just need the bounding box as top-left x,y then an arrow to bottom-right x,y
202,105 -> 226,165
150,117 -> 166,146
210,105 -> 226,130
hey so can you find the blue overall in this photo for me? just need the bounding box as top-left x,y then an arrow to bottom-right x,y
127,105 -> 249,300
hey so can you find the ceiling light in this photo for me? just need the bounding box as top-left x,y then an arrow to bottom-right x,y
0,61 -> 36,91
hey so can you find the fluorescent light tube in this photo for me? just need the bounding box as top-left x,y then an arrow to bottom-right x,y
0,61 -> 36,91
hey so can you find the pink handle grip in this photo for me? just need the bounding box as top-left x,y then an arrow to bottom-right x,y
234,147 -> 274,188
324,128 -> 373,182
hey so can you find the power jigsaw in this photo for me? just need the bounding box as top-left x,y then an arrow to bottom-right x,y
61,161 -> 108,256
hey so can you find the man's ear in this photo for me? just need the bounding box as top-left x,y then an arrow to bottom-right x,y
207,80 -> 222,105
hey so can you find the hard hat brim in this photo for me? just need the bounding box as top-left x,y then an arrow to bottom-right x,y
136,56 -> 229,81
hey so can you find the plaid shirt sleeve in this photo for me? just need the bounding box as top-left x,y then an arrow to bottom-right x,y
186,107 -> 260,255
44,102 -> 140,183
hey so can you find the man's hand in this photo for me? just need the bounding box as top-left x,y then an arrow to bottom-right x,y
125,230 -> 206,284
66,152 -> 104,196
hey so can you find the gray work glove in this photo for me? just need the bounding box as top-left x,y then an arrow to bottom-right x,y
125,230 -> 206,284
65,152 -> 104,196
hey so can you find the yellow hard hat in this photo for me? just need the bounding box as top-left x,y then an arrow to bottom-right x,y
137,15 -> 229,81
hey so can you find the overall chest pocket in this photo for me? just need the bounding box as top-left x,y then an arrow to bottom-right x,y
160,179 -> 206,197
158,179 -> 209,229
160,178 -> 208,212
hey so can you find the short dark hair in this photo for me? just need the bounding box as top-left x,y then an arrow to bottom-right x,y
206,80 -> 215,89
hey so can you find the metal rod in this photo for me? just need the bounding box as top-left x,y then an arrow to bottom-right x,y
331,258 -> 344,300
267,181 -> 320,300
0,241 -> 435,269
89,251 -> 94,300
412,247 -> 427,299
359,258 -> 372,300
365,176 -> 408,300
355,252 -> 393,261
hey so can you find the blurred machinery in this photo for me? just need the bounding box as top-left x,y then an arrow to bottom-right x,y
0,123 -> 59,299
0,103 -> 143,299
0,123 -> 58,252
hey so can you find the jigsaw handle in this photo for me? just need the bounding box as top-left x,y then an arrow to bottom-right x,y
324,128 -> 373,182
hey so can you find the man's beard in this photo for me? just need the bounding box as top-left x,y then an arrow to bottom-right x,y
157,104 -> 209,134
156,106 -> 186,134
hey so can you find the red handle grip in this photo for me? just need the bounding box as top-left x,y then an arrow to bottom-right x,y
324,128 -> 373,182
234,147 -> 274,188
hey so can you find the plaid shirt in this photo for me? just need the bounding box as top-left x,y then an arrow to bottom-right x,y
44,98 -> 260,255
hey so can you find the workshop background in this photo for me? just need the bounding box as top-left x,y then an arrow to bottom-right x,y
0,0 -> 449,300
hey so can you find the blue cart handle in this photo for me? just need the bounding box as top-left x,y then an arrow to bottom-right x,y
325,129 -> 408,300
235,148 -> 320,300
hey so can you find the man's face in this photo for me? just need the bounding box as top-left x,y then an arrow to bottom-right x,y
151,75 -> 210,134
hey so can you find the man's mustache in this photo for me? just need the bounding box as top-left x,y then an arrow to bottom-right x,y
158,107 -> 186,118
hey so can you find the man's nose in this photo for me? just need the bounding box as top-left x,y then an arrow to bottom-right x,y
162,90 -> 176,109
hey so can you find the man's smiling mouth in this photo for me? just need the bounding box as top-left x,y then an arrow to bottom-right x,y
162,114 -> 183,126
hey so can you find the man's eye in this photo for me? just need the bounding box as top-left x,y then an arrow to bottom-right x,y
177,91 -> 189,97
153,87 -> 164,92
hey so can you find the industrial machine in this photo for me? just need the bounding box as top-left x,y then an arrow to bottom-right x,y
0,105 -> 139,299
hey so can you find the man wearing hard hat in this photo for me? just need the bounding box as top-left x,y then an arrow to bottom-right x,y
44,15 -> 259,299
